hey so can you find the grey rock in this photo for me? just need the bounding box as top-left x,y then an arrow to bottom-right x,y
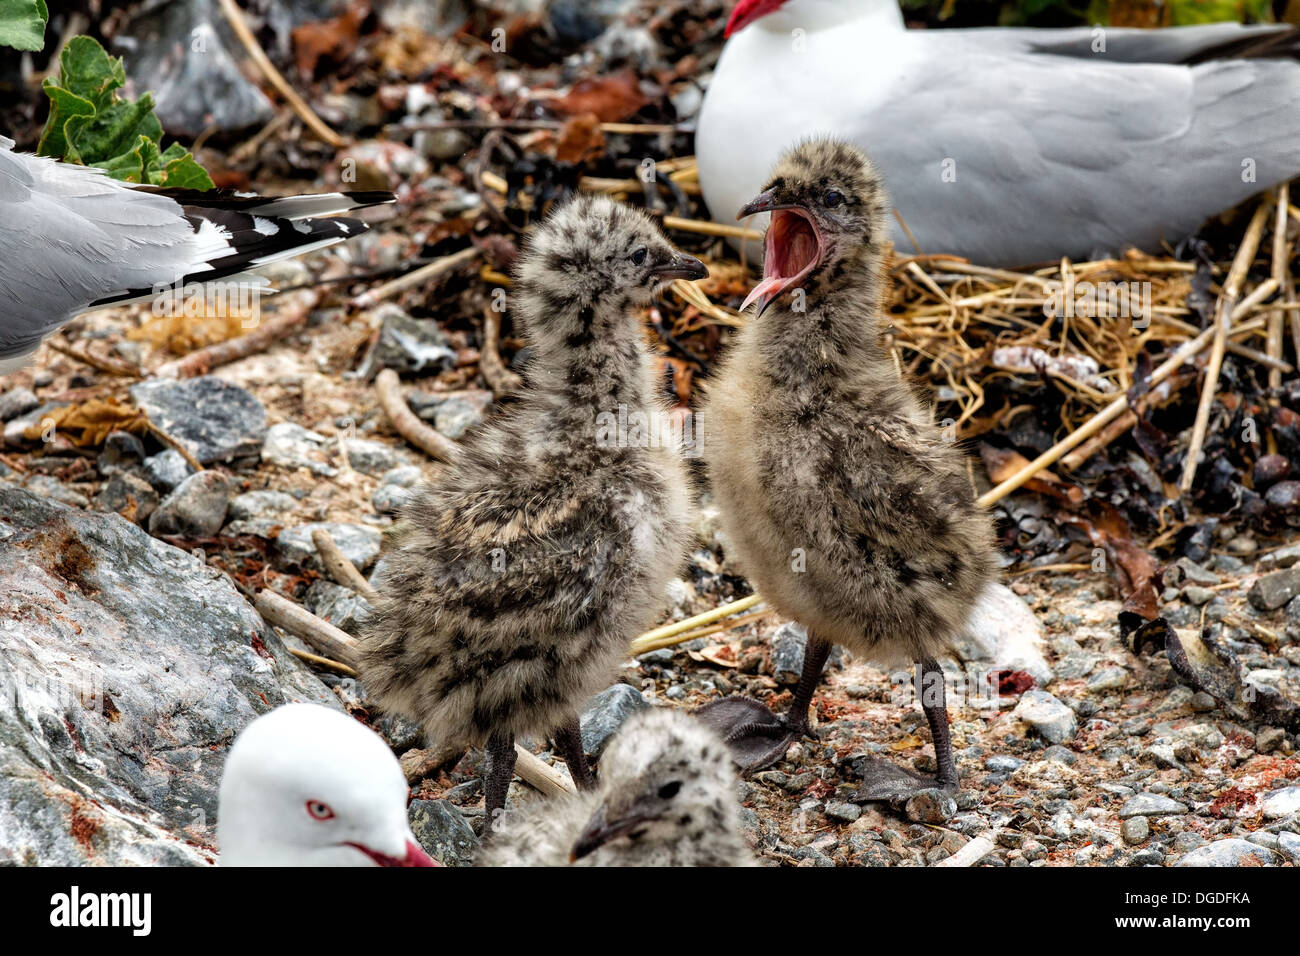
1120,793 -> 1189,818
96,431 -> 146,475
0,483 -> 335,865
142,450 -> 194,493
579,684 -> 649,757
1175,839 -> 1280,867
22,475 -> 88,508
1256,727 -> 1286,754
1260,786 -> 1300,819
304,580 -> 372,636
371,304 -> 456,374
95,472 -> 160,525
3,402 -> 66,447
262,423 -> 337,477
1121,816 -> 1149,845
824,801 -> 862,824
130,377 -> 266,464
1278,831 -> 1300,864
149,471 -> 233,537
228,490 -> 298,522
410,389 -> 493,440
1249,567 -> 1300,611
1259,543 -> 1300,572
1128,847 -> 1164,866
984,755 -> 1024,772
905,789 -> 956,824
276,522 -> 382,572
1013,690 -> 1077,744
1182,585 -> 1215,606
408,799 -> 478,867
1087,667 -> 1129,692
1170,558 -> 1221,587
0,385 -> 38,421
372,484 -> 416,514
771,621 -> 810,684
343,438 -> 406,476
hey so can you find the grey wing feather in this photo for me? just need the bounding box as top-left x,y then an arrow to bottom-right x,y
867,49 -> 1300,263
970,22 -> 1291,63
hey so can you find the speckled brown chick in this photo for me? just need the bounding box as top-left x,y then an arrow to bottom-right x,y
359,195 -> 704,827
696,139 -> 995,802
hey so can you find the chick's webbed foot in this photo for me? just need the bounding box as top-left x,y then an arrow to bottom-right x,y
694,697 -> 811,770
850,759 -> 955,806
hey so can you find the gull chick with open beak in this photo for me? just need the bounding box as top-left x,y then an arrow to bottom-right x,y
476,708 -> 755,867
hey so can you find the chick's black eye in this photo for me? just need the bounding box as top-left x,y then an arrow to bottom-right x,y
824,190 -> 845,208
658,781 -> 682,799
631,247 -> 648,265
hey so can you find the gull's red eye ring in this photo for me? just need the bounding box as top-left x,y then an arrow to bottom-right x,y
306,800 -> 335,821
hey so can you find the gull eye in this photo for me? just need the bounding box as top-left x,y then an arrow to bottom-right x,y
306,800 -> 335,821
823,190 -> 845,208
657,781 -> 682,799
630,247 -> 648,266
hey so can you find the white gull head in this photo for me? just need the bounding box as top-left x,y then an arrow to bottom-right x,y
217,703 -> 437,867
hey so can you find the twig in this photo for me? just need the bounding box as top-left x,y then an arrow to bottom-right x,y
216,0 -> 344,148
287,647 -> 358,676
1180,202 -> 1271,493
254,589 -> 359,666
1269,182 -> 1291,393
311,528 -> 379,601
513,746 -> 577,797
144,420 -> 205,473
46,338 -> 141,378
662,216 -> 762,241
376,369 -> 461,462
350,246 -> 479,310
1008,562 -> 1092,577
628,595 -> 763,655
153,290 -> 319,379
480,306 -> 523,396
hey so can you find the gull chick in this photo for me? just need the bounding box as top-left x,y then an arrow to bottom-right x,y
476,708 -> 756,866
0,135 -> 392,374
698,139 -> 996,802
218,703 -> 437,867
359,195 -> 704,827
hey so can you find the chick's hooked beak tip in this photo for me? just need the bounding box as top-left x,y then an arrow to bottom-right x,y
650,251 -> 709,282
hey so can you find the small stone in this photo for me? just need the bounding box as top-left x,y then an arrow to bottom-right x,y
1256,727 -> 1286,754
1041,745 -> 1076,765
0,385 -> 38,421
1189,691 -> 1217,713
1087,667 -> 1129,692
95,472 -> 160,525
276,522 -> 382,572
1182,585 -> 1215,606
343,438 -> 405,476
1120,793 -> 1189,818
149,471 -> 233,537
1013,690 -> 1077,744
97,430 -> 146,475
371,304 -> 456,374
771,621 -> 809,684
1128,847 -> 1164,866
130,377 -> 266,464
579,684 -> 649,757
754,770 -> 789,789
1227,535 -> 1257,555
905,789 -> 956,824
985,755 -> 1024,772
1121,817 -> 1149,845
304,580 -> 372,636
1249,566 -> 1300,611
410,389 -> 493,440
262,423 -> 337,477
824,801 -> 861,824
228,490 -> 297,522
141,449 -> 193,493
1259,543 -> 1300,572
408,799 -> 478,866
1260,785 -> 1300,819
1278,831 -> 1300,864
1175,838 -> 1279,867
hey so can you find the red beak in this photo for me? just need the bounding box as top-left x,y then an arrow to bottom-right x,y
725,0 -> 789,37
347,839 -> 440,867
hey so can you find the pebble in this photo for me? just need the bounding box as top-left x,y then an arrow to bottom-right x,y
228,490 -> 297,522
1278,831 -> 1300,864
408,799 -> 478,866
1128,847 -> 1164,866
262,423 -> 338,477
130,377 -> 266,464
578,684 -> 649,756
1260,786 -> 1300,819
1259,543 -> 1300,572
148,471 -> 233,537
824,801 -> 861,824
770,621 -> 809,684
142,449 -> 193,493
95,472 -> 160,524
0,385 -> 38,421
1120,793 -> 1188,818
1256,727 -> 1286,754
1175,838 -> 1280,867
409,389 -> 493,440
1121,816 -> 1149,844
371,304 -> 457,374
343,438 -> 406,476
1086,667 -> 1129,692
304,580 -> 372,636
985,755 -> 1024,772
97,431 -> 145,475
275,522 -> 382,571
905,789 -> 956,824
1181,585 -> 1215,606
1249,566 -> 1300,611
1013,690 -> 1077,744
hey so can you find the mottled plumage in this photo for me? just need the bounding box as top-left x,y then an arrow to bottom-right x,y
477,708 -> 756,867
359,195 -> 703,819
699,140 -> 995,791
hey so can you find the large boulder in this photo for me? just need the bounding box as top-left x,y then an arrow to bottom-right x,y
0,483 -> 338,865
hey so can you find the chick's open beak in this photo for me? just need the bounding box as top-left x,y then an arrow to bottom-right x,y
737,188 -> 826,316
650,250 -> 709,282
569,800 -> 662,862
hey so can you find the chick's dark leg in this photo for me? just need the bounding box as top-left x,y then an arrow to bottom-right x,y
483,731 -> 517,834
553,715 -> 594,791
696,633 -> 831,771
852,657 -> 959,806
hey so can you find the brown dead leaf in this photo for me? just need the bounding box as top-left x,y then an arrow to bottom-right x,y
25,397 -> 148,447
292,2 -> 369,80
551,71 -> 650,123
890,734 -> 924,751
687,643 -> 739,668
554,113 -> 605,165
980,444 -> 1084,505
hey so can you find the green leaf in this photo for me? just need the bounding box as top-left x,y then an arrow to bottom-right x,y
0,0 -> 47,52
36,33 -> 212,192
